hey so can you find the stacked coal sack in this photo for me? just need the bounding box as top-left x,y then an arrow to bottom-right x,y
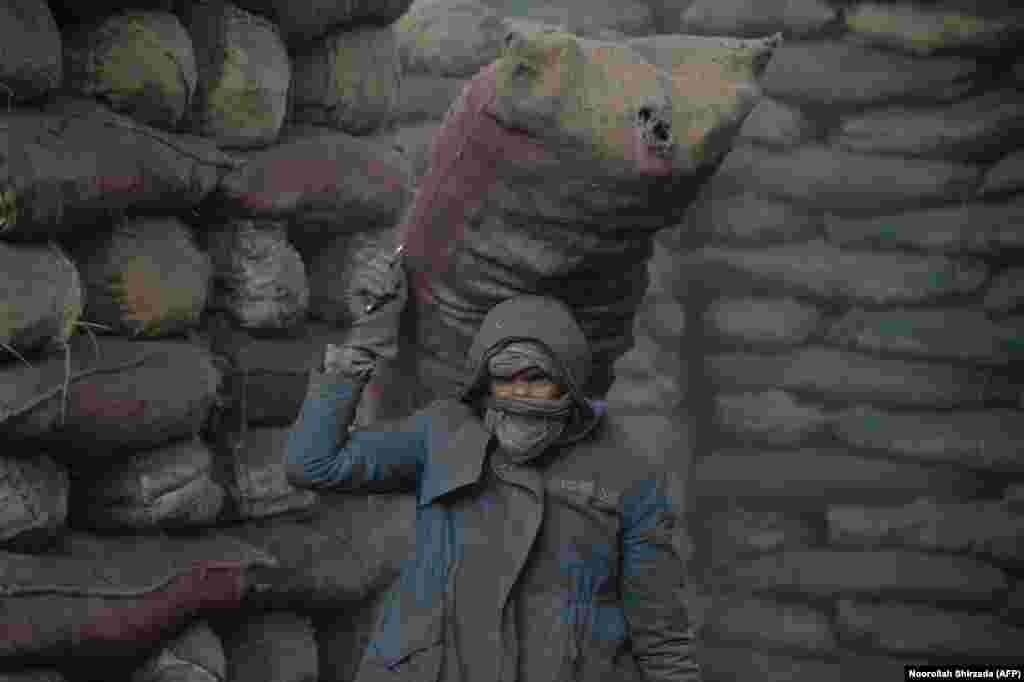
379,0 -> 673,184
666,1 -> 1024,676
400,27 -> 780,402
1,3 -> 421,680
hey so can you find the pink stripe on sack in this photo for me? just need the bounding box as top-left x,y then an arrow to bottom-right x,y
79,561 -> 244,643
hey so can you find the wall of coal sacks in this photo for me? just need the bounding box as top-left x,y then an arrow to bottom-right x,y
1,0 -> 1021,680
664,0 -> 1024,678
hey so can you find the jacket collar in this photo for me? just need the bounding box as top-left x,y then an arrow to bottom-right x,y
415,399 -> 607,508
418,404 -> 493,508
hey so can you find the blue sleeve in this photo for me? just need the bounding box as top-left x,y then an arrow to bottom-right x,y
285,369 -> 428,492
621,471 -> 702,682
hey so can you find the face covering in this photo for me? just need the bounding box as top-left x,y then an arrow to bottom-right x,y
483,342 -> 574,463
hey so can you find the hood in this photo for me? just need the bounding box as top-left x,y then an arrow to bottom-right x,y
459,295 -> 600,445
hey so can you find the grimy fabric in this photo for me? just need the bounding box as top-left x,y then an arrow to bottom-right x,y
0,532 -> 275,659
398,29 -> 775,400
286,295 -> 699,681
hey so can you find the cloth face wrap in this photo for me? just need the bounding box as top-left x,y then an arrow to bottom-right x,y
484,342 -> 573,463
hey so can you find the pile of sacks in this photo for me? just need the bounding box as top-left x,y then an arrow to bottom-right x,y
1,0 -> 771,679
1,1 -> 418,679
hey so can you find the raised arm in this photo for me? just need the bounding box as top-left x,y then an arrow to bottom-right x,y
285,363 -> 427,492
286,238 -> 421,492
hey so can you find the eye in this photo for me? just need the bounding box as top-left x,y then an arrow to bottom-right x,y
637,107 -> 653,124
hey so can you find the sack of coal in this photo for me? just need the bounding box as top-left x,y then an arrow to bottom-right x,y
220,612 -> 317,682
290,25 -> 401,136
0,98 -> 238,241
0,242 -> 82,360
482,0 -> 656,37
62,10 -> 198,130
231,0 -> 412,47
0,531 -> 275,659
214,127 -> 412,239
0,453 -> 68,553
401,29 -> 778,399
376,122 -> 441,183
182,0 -> 290,149
202,220 -> 309,333
70,216 -> 211,339
221,490 -> 414,612
130,620 -> 225,682
211,426 -> 318,521
71,437 -> 225,531
0,0 -> 61,103
305,227 -> 401,326
393,73 -> 468,124
0,336 -> 220,455
395,0 -> 508,78
230,323 -> 344,426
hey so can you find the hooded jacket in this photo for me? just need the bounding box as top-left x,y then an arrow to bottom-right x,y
286,295 -> 700,682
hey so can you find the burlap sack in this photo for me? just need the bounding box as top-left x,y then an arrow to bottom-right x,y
231,0 -> 412,47
70,216 -> 211,338
305,227 -> 401,327
0,98 -> 238,240
228,322 -> 342,426
72,437 -> 225,531
0,453 -> 68,552
376,122 -> 441,183
210,426 -> 318,521
215,127 -> 412,239
0,242 -> 82,359
183,0 -> 290,149
131,620 -> 226,682
221,612 -> 317,682
202,220 -> 310,333
401,30 -> 777,399
63,10 -> 198,130
0,532 -> 275,659
221,490 -> 415,612
395,0 -> 508,78
0,336 -> 220,455
0,0 -> 61,103
290,25 -> 401,136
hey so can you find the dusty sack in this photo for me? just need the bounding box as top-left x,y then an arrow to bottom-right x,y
0,242 -> 82,359
395,0 -> 508,78
131,620 -> 226,682
221,490 -> 415,611
72,437 -> 225,531
481,0 -> 655,37
0,531 -> 275,659
215,127 -> 412,239
183,0 -> 290,149
377,122 -> 441,183
203,220 -> 310,332
220,612 -> 317,682
0,453 -> 68,552
0,98 -> 238,240
70,216 -> 211,338
305,227 -> 401,327
231,0 -> 413,47
63,10 -> 198,130
0,0 -> 61,103
210,425 -> 318,521
227,322 -> 350,426
401,30 -> 776,399
0,335 -> 220,455
290,25 -> 401,136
